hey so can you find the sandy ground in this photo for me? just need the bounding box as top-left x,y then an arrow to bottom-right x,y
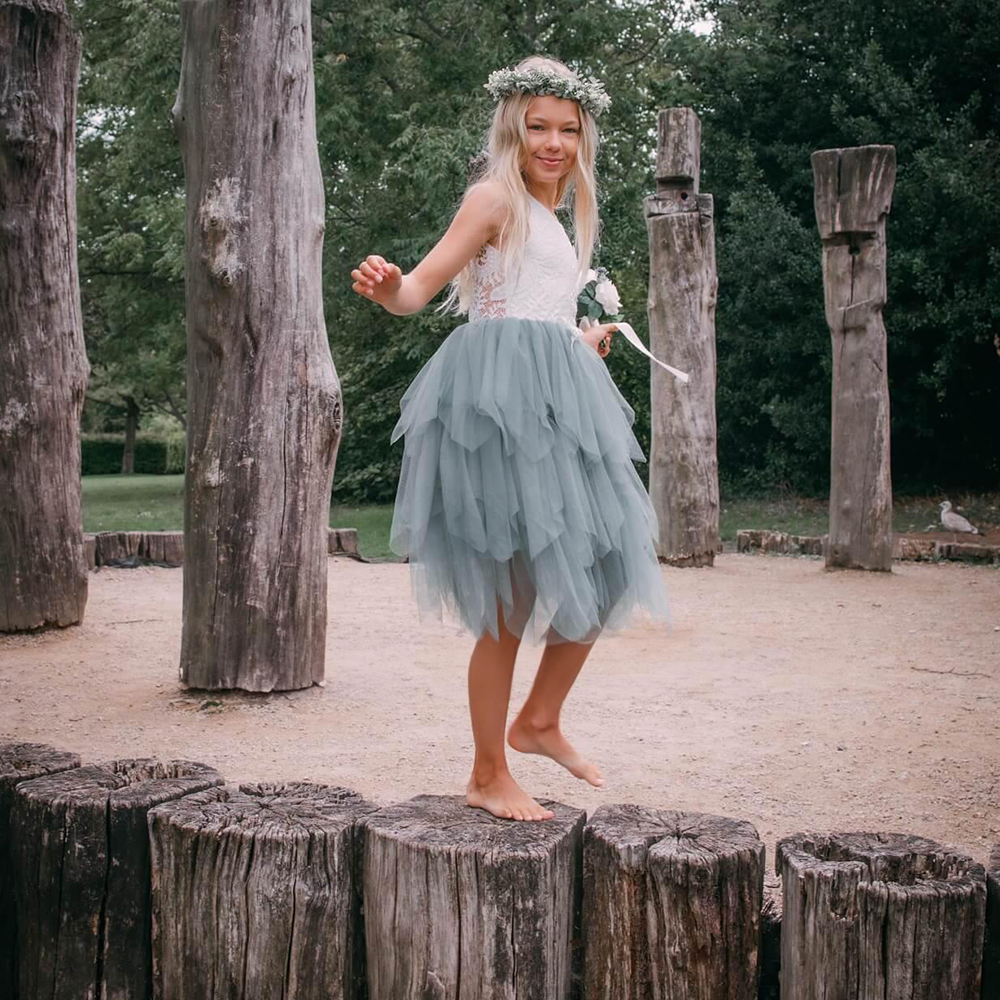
2,554 -> 998,898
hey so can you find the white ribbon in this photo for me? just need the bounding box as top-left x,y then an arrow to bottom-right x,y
578,316 -> 690,384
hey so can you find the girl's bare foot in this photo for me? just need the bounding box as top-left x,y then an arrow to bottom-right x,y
466,767 -> 555,821
506,717 -> 605,787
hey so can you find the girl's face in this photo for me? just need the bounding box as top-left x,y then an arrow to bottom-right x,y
521,94 -> 581,188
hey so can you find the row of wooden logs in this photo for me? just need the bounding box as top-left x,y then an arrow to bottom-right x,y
736,529 -> 1000,564
84,527 -> 362,569
1,741 -> 997,1000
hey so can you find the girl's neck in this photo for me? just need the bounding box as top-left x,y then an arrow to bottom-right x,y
525,182 -> 559,213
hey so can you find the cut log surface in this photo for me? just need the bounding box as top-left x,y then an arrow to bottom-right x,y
362,794 -> 586,1000
584,804 -> 765,1000
0,742 -> 82,1000
11,758 -> 223,1000
776,831 -> 986,1000
984,843 -> 1000,1000
147,781 -> 375,1000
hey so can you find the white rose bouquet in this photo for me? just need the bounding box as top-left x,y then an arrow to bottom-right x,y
575,267 -> 690,383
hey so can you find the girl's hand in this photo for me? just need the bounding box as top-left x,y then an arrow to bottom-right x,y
578,322 -> 617,359
351,254 -> 403,307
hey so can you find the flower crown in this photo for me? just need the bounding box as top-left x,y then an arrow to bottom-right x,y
483,65 -> 611,118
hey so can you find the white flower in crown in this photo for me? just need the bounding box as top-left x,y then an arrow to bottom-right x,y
594,278 -> 621,316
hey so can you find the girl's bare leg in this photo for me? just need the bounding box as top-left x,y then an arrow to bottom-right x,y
465,601 -> 555,821
506,633 -> 605,787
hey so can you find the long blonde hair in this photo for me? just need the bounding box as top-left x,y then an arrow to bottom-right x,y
437,55 -> 601,318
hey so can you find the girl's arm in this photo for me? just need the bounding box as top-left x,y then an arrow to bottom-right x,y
350,181 -> 506,315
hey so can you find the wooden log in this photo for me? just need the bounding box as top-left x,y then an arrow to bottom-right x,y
985,843 -> 1000,1000
0,742 -> 81,1000
934,540 -> 999,564
812,145 -> 896,571
337,528 -> 360,558
148,782 -> 375,1000
174,0 -> 343,691
84,532 -> 97,570
140,530 -> 184,566
94,530 -> 144,567
11,758 -> 223,1000
583,804 -> 764,1000
893,536 -> 936,560
776,831 -> 986,999
644,108 -> 720,568
362,794 -> 585,1000
0,0 -> 90,631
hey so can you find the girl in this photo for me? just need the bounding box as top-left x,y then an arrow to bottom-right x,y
350,55 -> 669,821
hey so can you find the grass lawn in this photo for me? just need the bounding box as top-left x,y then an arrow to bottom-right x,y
82,474 -> 998,561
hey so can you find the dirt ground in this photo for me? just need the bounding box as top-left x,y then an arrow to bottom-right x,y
2,553 -> 998,897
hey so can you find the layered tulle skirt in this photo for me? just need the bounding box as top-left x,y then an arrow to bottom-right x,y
389,316 -> 670,646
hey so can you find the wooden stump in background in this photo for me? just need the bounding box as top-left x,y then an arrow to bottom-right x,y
777,831 -> 986,999
11,758 -> 222,1000
644,107 -> 720,568
0,0 -> 90,631
173,0 -> 343,690
812,145 -> 896,571
0,742 -> 81,1000
148,782 -> 375,1000
985,843 -> 1000,1000
583,804 -> 764,1000
361,794 -> 585,1000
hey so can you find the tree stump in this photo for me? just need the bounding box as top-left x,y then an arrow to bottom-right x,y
11,758 -> 223,1000
147,781 -> 375,1000
173,0 -> 343,690
584,804 -> 764,1000
361,794 -> 586,1000
0,0 -> 90,631
0,742 -> 81,1000
644,108 -> 720,568
776,831 -> 986,999
984,843 -> 1000,1000
812,145 -> 896,571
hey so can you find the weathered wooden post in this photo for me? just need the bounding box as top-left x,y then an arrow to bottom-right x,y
812,145 -> 896,571
985,843 -> 1000,999
583,804 -> 764,1000
777,830 -> 986,999
173,0 -> 343,690
644,108 -> 720,567
11,758 -> 223,1000
0,0 -> 90,631
0,742 -> 82,999
148,782 -> 375,1000
362,794 -> 586,999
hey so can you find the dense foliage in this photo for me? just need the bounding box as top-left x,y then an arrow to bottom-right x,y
73,0 -> 998,498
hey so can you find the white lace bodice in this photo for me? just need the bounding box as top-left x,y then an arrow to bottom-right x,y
468,194 -> 582,330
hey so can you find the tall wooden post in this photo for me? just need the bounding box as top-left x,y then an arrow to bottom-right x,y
644,108 -> 720,567
812,145 -> 896,571
0,0 -> 89,631
174,1 -> 342,690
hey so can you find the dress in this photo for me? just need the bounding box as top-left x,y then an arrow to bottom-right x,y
388,192 -> 670,645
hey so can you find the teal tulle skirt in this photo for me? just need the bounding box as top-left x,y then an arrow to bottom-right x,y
389,316 -> 670,646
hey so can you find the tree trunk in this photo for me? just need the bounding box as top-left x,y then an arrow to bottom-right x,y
121,394 -> 139,473
583,804 -> 764,1000
644,108 -> 720,567
11,758 -> 223,1000
776,831 -> 986,999
0,0 -> 89,631
812,145 -> 896,571
173,0 -> 343,690
362,794 -> 586,1000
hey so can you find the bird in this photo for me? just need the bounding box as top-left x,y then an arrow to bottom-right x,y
939,501 -> 980,534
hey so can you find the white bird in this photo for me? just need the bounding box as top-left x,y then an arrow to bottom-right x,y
939,501 -> 980,534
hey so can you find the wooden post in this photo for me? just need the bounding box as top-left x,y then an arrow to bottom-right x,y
644,108 -> 720,567
583,804 -> 764,1000
361,794 -> 585,1000
148,782 -> 375,1000
777,830 -> 986,999
11,758 -> 222,1000
173,0 -> 343,690
985,843 -> 1000,999
812,145 -> 896,571
0,742 -> 82,1000
0,0 -> 90,631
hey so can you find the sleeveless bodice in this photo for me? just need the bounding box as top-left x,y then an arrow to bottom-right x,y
468,194 -> 581,330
